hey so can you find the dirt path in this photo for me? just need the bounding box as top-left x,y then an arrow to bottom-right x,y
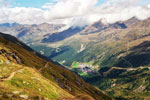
0,67 -> 24,81
104,66 -> 149,76
39,62 -> 49,72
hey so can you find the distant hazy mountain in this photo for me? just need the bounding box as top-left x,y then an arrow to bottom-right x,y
0,23 -> 66,44
0,22 -> 19,27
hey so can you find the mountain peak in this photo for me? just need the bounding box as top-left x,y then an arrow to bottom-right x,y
0,22 -> 19,27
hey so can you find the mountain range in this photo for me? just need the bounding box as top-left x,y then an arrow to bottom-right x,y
0,17 -> 150,100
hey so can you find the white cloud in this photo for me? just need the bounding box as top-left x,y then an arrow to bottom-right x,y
0,7 -> 45,24
148,4 -> 150,8
42,3 -> 55,9
0,0 -> 150,27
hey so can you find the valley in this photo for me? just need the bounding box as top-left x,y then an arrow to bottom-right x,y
0,17 -> 150,100
1,0 -> 150,99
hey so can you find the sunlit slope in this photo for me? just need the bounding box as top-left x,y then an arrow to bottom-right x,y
0,32 -> 114,100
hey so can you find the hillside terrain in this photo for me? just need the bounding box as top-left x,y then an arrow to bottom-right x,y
0,17 -> 150,100
0,32 -> 113,100
31,17 -> 150,100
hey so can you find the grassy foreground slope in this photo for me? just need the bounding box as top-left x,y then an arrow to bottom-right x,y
0,32 -> 114,100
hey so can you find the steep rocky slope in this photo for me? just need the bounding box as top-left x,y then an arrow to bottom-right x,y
42,27 -> 83,43
0,32 -> 114,100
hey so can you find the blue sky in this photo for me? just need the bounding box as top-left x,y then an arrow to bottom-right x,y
11,0 -> 106,8
4,0 -> 150,8
140,0 -> 150,5
11,0 -> 56,8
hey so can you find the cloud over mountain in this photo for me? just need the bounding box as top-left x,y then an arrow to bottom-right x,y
0,0 -> 150,27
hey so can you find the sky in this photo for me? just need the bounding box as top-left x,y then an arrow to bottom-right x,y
11,0 -> 56,8
10,0 -> 106,8
0,0 -> 150,27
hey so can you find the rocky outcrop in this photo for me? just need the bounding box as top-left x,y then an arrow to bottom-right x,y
0,49 -> 24,64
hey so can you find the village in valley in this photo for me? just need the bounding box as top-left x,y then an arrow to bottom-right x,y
78,63 -> 95,73
72,62 -> 98,75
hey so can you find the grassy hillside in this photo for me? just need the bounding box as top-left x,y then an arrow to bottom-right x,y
0,32 -> 114,100
86,66 -> 150,100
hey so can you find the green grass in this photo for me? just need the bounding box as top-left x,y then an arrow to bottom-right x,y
72,62 -> 80,68
0,63 -> 22,78
2,67 -> 72,100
